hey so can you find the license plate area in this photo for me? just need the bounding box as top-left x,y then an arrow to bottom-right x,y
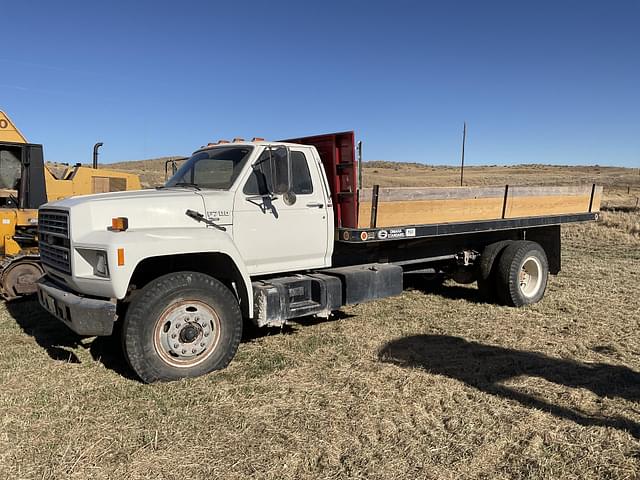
40,290 -> 68,321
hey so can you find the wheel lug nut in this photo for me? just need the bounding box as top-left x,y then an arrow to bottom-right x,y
182,349 -> 186,354
176,323 -> 181,328
192,348 -> 196,353
171,334 -> 177,339
204,332 -> 209,337
200,342 -> 205,347
173,343 -> 179,348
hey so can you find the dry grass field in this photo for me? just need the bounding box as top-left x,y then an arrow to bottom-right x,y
1,162 -> 639,479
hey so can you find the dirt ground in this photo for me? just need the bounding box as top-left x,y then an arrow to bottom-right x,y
1,164 -> 639,479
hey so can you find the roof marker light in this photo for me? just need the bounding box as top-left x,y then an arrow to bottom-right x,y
111,217 -> 128,232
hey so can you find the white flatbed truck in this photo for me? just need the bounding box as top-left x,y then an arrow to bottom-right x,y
35,132 -> 601,382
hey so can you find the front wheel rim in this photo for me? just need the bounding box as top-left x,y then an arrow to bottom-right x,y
519,256 -> 543,298
153,300 -> 221,368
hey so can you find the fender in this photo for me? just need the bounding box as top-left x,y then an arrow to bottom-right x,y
69,227 -> 254,317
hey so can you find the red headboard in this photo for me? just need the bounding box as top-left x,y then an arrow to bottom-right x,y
280,131 -> 358,228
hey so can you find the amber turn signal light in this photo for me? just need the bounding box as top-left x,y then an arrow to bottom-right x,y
117,248 -> 125,266
111,217 -> 129,231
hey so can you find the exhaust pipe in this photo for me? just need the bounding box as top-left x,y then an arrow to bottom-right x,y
93,142 -> 103,168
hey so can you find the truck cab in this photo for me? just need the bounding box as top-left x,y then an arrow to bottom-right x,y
37,137 -> 357,382
38,139 -> 337,298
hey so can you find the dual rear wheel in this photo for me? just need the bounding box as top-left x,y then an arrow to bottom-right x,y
478,240 -> 549,307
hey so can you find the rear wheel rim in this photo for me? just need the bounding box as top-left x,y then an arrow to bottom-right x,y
519,256 -> 543,298
153,300 -> 221,368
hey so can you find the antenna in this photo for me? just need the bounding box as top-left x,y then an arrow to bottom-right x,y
460,122 -> 466,187
357,141 -> 363,190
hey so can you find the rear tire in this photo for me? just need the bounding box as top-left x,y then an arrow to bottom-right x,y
476,240 -> 513,302
122,271 -> 242,383
495,241 -> 549,306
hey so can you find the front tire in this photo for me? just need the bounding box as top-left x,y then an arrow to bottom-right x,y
495,241 -> 549,307
122,272 -> 242,383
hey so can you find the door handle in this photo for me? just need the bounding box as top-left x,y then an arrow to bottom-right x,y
306,202 -> 324,208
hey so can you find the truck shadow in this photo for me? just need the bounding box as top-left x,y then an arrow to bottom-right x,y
8,298 -> 355,380
378,334 -> 640,439
241,311 -> 356,342
7,298 -> 136,380
403,275 -> 486,304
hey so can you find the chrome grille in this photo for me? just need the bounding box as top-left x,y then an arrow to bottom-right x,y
38,210 -> 69,238
39,243 -> 71,274
38,209 -> 71,274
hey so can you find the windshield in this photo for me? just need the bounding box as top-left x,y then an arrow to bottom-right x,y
165,146 -> 253,190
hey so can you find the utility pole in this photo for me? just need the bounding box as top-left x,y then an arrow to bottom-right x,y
460,122 -> 467,187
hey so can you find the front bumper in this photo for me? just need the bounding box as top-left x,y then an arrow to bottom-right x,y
37,277 -> 117,336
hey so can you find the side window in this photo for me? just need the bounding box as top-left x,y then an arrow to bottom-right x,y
291,151 -> 313,195
243,147 -> 288,195
242,169 -> 262,196
243,149 -> 313,195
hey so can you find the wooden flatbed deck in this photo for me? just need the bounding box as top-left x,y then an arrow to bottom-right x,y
357,185 -> 602,229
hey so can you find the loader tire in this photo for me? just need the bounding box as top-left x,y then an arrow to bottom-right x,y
122,271 -> 242,383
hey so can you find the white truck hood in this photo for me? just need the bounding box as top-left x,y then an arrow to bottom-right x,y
42,188 -> 234,239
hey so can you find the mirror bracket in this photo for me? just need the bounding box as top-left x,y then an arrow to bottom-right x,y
246,194 -> 278,214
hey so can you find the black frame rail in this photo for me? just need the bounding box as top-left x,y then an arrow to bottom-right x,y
337,212 -> 599,243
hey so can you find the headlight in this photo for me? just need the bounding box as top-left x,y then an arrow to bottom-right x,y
94,250 -> 109,278
75,248 -> 111,279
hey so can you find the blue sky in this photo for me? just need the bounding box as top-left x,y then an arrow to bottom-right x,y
1,0 -> 638,167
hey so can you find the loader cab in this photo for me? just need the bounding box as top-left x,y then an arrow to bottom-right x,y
0,141 -> 47,210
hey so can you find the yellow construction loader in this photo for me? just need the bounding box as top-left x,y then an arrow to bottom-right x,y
0,111 -> 141,299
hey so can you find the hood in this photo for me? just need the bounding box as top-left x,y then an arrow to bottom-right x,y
46,187 -> 202,207
42,188 -> 235,239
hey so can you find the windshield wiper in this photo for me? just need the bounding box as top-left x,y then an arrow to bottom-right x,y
170,182 -> 201,191
185,209 -> 226,231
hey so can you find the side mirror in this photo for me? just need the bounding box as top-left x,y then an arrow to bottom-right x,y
283,191 -> 296,206
253,146 -> 296,204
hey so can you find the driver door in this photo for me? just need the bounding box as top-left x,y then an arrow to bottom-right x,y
233,146 -> 330,275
